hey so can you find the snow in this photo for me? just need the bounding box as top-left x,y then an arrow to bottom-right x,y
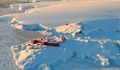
11,22 -> 120,70
10,17 -> 48,30
96,54 -> 109,66
11,0 -> 120,27
0,0 -> 120,70
11,23 -> 46,31
11,34 -> 120,70
0,17 -> 19,70
9,1 -> 63,12
17,0 -> 40,2
56,22 -> 84,36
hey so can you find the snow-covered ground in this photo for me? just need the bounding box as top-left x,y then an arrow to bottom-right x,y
10,0 -> 120,27
9,1 -> 63,12
0,16 -> 19,70
11,22 -> 120,70
0,0 -> 120,70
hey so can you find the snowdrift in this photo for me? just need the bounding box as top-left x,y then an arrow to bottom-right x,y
11,0 -> 120,27
11,22 -> 120,70
10,18 -> 47,31
11,23 -> 46,31
6,0 -> 120,70
9,1 -> 63,12
56,22 -> 84,36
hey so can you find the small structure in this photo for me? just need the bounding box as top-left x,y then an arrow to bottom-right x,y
47,42 -> 59,46
64,24 -> 69,25
30,40 -> 38,44
30,37 -> 63,47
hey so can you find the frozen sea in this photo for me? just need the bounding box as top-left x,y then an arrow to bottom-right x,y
0,2 -> 44,70
0,0 -> 120,70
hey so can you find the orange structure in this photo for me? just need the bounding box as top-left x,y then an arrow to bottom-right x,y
64,24 -> 69,25
30,40 -> 38,44
30,39 -> 59,47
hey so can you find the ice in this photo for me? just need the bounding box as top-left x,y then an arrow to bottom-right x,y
9,1 -> 63,12
56,22 -> 84,36
0,0 -> 120,70
11,22 -> 120,69
17,0 -> 40,2
11,0 -> 120,28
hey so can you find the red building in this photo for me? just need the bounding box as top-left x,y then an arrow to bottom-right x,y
30,39 -> 59,47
